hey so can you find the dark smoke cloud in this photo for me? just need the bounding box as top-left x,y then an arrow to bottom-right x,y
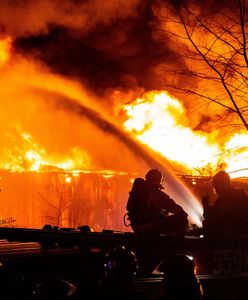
0,0 -> 185,96
1,0 -> 234,101
0,0 -> 141,36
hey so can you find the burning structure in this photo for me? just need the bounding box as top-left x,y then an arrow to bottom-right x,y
0,0 -> 247,231
0,170 -> 134,231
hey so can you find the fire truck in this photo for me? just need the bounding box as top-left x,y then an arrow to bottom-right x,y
0,227 -> 247,299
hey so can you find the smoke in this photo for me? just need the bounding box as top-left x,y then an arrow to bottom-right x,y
0,0 -> 141,37
0,0 -> 185,98
0,0 -> 236,100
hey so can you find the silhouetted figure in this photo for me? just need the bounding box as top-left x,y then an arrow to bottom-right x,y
126,169 -> 188,236
202,170 -> 248,238
158,254 -> 203,300
93,245 -> 148,300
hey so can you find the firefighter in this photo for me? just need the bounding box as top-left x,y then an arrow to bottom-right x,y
202,170 -> 248,237
126,169 -> 188,236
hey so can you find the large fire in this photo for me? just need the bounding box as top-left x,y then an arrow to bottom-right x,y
0,34 -> 247,177
122,91 -> 248,178
0,33 -> 246,230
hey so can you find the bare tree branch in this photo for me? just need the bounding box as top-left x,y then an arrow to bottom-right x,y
157,0 -> 248,130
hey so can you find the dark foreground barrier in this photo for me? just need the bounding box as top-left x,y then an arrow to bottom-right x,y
0,228 -> 247,299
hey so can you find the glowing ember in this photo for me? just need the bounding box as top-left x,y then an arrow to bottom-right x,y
123,91 -> 248,177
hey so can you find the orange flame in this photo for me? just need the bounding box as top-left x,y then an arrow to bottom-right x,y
0,37 -> 11,65
122,91 -> 248,178
1,36 -> 246,181
0,126 -> 92,172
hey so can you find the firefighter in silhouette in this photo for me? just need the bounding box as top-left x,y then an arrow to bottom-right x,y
202,170 -> 248,237
158,254 -> 203,300
92,245 -> 148,300
126,169 -> 188,236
